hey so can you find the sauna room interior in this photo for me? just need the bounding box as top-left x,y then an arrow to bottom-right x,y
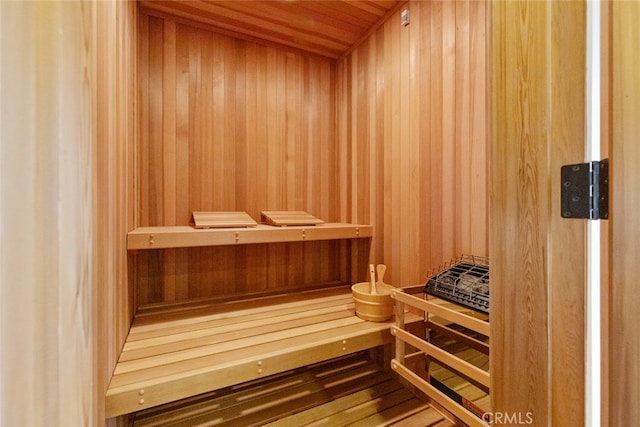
1,0 -> 639,426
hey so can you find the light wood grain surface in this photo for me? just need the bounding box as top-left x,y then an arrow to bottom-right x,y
191,211 -> 258,228
12,0 -> 640,425
140,15 -> 338,226
261,210 -> 325,226
137,14 -> 342,302
138,1 -> 489,302
0,0 -> 136,425
600,2 -> 612,424
1,3 -> 93,424
490,1 -> 587,425
128,223 -> 371,250
609,1 -> 640,425
138,0 -> 402,61
132,352 -> 451,427
337,0 -> 488,288
95,1 -> 139,424
105,287 -> 422,417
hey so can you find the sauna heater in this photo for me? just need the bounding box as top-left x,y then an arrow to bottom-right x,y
423,254 -> 490,314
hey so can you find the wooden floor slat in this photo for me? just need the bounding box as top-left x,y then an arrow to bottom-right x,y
302,388 -> 421,427
266,380 -> 405,427
106,286 -> 423,417
428,322 -> 491,415
132,355 -> 373,425
349,399 -> 441,427
387,407 -> 455,427
133,353 -> 453,427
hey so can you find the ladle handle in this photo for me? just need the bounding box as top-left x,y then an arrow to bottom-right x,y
369,264 -> 377,295
376,264 -> 386,287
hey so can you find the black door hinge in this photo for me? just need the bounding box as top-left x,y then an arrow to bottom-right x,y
561,159 -> 609,220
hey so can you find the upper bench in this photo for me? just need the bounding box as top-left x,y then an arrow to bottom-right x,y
127,223 -> 373,250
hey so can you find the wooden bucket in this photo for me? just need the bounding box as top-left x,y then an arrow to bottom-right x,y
351,282 -> 395,322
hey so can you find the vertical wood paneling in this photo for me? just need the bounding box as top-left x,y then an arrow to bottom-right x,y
137,0 -> 489,380
138,16 -> 339,303
405,11 -> 420,283
610,2 -> 640,425
548,3 -> 587,426
0,0 -> 136,425
175,23 -> 191,301
416,2 -> 432,286
491,1 -> 586,425
429,1 -> 444,267
455,0 -> 471,256
337,0 -> 488,287
600,2 -> 611,425
441,1 -> 456,263
95,0 -> 138,424
470,0 -> 488,256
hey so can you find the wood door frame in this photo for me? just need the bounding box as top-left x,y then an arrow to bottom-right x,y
607,1 -> 640,425
490,1 -> 587,425
492,2 -> 640,426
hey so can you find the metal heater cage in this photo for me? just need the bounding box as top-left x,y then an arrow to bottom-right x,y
423,254 -> 490,314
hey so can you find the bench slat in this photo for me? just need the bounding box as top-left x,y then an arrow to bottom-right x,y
106,324 -> 396,416
111,319 -> 388,384
105,287 -> 422,418
122,309 -> 354,361
134,284 -> 346,314
128,294 -> 353,340
115,315 -> 363,374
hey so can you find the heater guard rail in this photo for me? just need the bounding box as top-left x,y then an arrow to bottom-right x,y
390,289 -> 490,427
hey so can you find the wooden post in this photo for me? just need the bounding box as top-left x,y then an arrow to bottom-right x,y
392,291 -> 406,366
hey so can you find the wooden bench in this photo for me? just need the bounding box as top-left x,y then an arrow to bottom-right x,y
131,351 -> 454,427
106,286 -> 422,418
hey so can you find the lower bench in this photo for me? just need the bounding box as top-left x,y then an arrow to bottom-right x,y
132,352 -> 453,427
106,286 -> 422,418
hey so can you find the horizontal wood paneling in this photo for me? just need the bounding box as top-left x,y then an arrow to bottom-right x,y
336,0 -> 488,287
137,14 -> 341,303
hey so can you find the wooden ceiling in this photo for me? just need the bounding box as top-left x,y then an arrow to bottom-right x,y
138,0 -> 404,60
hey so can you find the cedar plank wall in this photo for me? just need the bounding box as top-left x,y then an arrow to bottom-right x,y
600,2 -> 611,424
336,0 -> 488,287
137,14 -> 342,303
137,0 -> 489,301
491,1 -> 586,425
96,0 -> 138,425
0,0 -> 136,426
